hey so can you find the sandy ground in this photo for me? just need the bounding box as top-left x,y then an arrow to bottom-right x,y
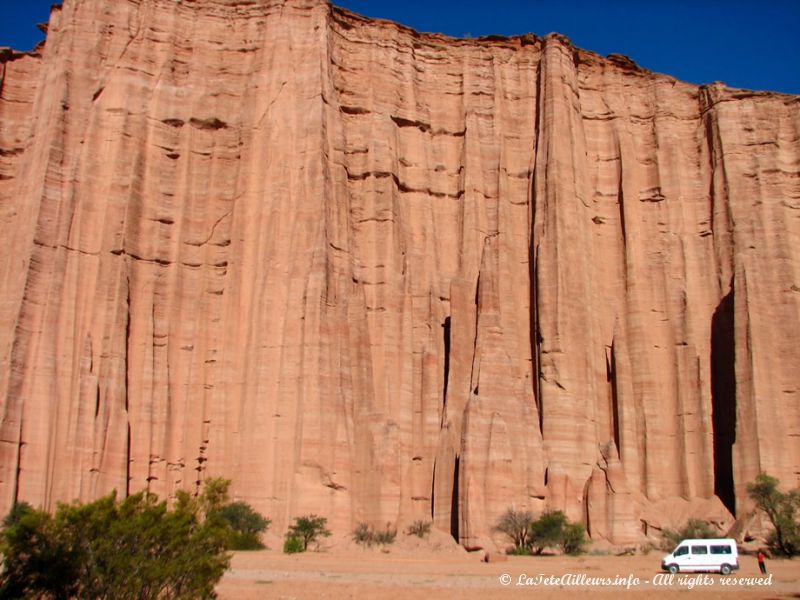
216,537 -> 798,600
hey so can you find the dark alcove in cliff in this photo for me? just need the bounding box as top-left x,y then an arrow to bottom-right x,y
529,247 -> 543,434
442,316 -> 451,403
450,455 -> 460,542
711,285 -> 737,516
605,343 -> 622,454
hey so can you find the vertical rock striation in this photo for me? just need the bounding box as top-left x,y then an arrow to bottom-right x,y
1,0 -> 798,546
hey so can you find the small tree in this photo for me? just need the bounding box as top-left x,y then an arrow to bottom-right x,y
494,508 -> 535,553
747,473 -> 800,557
283,535 -> 304,554
178,478 -> 271,551
214,501 -> 271,550
287,514 -> 331,551
563,521 -> 588,555
661,518 -> 719,550
495,508 -> 587,556
530,511 -> 569,555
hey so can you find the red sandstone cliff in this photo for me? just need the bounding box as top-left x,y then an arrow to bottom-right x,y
1,0 -> 798,547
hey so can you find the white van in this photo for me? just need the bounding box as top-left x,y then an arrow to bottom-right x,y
661,538 -> 739,575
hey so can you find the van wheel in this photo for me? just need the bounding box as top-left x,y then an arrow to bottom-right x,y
720,564 -> 731,576
668,564 -> 679,574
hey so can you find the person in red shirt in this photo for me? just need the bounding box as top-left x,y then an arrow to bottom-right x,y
757,550 -> 767,574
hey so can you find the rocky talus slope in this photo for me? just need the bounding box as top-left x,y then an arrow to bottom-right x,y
1,0 -> 798,546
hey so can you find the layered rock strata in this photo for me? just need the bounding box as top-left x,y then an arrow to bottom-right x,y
1,0 -> 798,546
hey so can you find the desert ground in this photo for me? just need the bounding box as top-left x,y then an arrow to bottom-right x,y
216,534 -> 798,600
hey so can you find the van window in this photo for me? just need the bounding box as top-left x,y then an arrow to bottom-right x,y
691,545 -> 708,555
674,546 -> 689,556
710,545 -> 732,555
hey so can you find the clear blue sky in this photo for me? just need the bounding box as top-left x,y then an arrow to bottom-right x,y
1,0 -> 798,95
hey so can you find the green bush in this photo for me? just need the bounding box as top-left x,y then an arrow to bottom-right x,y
283,535 -> 304,554
661,518 -> 719,550
495,508 -> 587,555
373,526 -> 396,545
406,520 -> 432,538
175,478 -> 271,551
747,473 -> 800,557
530,511 -> 569,554
563,522 -> 588,555
0,478 -> 274,598
0,502 -> 80,599
353,522 -> 373,545
0,488 -> 230,600
352,522 -> 396,546
213,501 -> 271,550
286,514 -> 331,552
